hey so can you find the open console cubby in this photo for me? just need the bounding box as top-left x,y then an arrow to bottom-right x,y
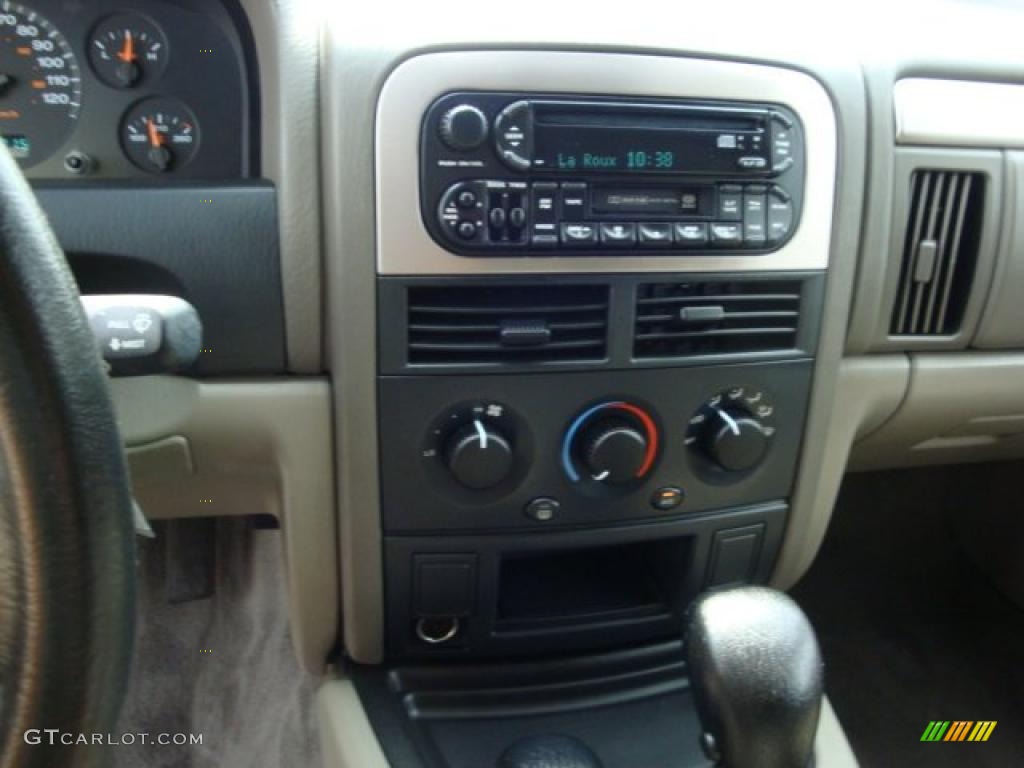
384,501 -> 786,658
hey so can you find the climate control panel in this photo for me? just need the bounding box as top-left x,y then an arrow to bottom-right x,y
381,362 -> 812,533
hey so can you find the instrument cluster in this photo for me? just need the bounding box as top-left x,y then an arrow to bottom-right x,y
0,0 -> 253,179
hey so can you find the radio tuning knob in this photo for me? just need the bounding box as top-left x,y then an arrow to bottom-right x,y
438,104 -> 489,151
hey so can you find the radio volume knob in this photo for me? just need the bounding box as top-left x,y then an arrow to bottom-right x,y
439,104 -> 489,151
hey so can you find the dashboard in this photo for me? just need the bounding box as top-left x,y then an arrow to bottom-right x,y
20,0 -> 1024,721
0,0 -> 254,179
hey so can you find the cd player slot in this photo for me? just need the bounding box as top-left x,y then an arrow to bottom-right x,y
591,186 -> 711,218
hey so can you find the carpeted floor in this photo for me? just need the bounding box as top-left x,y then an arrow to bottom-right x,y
792,464 -> 1024,768
113,518 -> 322,768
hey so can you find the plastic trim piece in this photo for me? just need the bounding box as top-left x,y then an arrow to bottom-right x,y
895,78 -> 1024,148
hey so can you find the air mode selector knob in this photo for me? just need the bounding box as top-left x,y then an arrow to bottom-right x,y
705,409 -> 771,472
438,104 -> 489,151
580,419 -> 649,485
443,420 -> 514,490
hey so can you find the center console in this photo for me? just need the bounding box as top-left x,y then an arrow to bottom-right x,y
373,51 -> 836,664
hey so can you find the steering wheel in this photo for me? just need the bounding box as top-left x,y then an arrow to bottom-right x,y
0,146 -> 136,766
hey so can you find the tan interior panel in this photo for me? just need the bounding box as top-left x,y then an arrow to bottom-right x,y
850,353 -> 1024,471
110,376 -> 337,675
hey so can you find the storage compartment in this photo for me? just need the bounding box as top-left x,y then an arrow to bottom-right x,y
496,538 -> 691,628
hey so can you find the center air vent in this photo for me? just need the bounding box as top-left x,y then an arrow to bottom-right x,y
407,284 -> 609,365
634,281 -> 802,359
890,170 -> 985,336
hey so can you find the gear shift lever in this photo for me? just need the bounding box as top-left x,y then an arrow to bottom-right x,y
685,586 -> 824,768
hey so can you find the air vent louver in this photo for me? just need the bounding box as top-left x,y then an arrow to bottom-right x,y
634,281 -> 802,359
407,284 -> 609,365
890,170 -> 985,336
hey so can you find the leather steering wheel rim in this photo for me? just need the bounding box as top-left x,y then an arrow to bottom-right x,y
0,146 -> 135,766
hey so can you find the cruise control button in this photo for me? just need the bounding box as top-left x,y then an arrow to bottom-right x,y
638,222 -> 673,246
717,185 -> 743,221
674,223 -> 709,246
599,222 -> 637,247
710,222 -> 743,245
560,222 -> 597,246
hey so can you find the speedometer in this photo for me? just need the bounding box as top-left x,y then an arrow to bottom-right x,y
0,2 -> 81,167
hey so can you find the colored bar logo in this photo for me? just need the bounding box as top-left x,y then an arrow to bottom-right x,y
921,721 -> 997,742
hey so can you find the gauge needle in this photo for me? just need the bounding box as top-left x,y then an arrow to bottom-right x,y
117,30 -> 135,63
146,119 -> 163,148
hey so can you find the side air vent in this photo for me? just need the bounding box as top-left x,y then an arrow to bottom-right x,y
634,281 -> 802,359
407,284 -> 609,365
890,170 -> 985,336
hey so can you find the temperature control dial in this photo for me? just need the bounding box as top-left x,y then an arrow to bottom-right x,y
562,401 -> 659,488
686,388 -> 776,475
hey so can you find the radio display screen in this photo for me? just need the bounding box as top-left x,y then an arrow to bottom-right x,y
531,108 -> 767,174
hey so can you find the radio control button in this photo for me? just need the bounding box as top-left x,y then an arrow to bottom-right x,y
771,119 -> 795,173
457,189 -> 478,209
738,156 -> 767,170
439,104 -> 489,151
599,223 -> 637,247
495,100 -> 533,171
488,207 -> 506,229
767,190 -> 794,242
560,223 -> 597,246
638,222 -> 673,246
710,222 -> 743,246
531,233 -> 559,249
674,222 -> 709,247
508,207 -> 527,229
531,182 -> 558,224
457,221 -> 478,240
743,190 -> 767,245
717,185 -> 743,221
559,183 -> 588,217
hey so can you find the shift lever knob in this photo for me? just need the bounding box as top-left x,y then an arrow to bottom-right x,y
685,586 -> 823,768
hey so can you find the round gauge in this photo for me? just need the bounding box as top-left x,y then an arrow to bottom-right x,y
0,2 -> 81,167
88,13 -> 167,89
120,97 -> 199,173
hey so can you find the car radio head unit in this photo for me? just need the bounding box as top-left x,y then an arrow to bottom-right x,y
420,92 -> 804,256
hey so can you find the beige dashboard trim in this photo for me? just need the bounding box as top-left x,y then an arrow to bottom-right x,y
894,78 -> 1024,148
376,51 -> 837,275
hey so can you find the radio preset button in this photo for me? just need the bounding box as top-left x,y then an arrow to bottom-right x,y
560,223 -> 597,246
638,222 -> 673,246
710,222 -> 743,246
674,222 -> 709,247
599,223 -> 637,247
531,233 -> 559,249
717,185 -> 743,221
